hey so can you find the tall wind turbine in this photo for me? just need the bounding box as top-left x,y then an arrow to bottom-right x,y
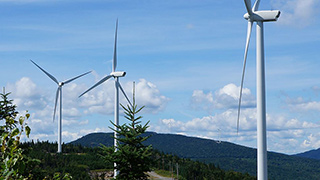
237,0 -> 280,180
79,20 -> 132,178
31,60 -> 91,153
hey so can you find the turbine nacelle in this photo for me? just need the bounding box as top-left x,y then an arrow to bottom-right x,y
244,10 -> 280,22
59,82 -> 64,86
110,71 -> 126,77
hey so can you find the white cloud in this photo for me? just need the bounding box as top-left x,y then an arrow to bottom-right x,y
6,77 -> 49,111
302,133 -> 320,150
294,101 -> 320,111
63,107 -> 81,118
269,138 -> 300,154
160,118 -> 186,131
135,79 -> 170,113
79,127 -> 110,135
156,107 -> 319,153
5,77 -> 169,144
36,73 -> 171,115
215,83 -> 255,109
6,77 -> 90,120
191,83 -> 255,111
271,0 -> 320,27
62,131 -> 80,142
28,117 -> 55,135
159,108 -> 257,134
79,78 -> 169,114
286,96 -> 320,112
190,90 -> 214,111
267,113 -> 319,131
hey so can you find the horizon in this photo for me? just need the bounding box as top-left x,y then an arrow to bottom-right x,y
1,0 -> 320,155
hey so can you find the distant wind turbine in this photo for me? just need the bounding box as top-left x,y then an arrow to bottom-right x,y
79,20 -> 132,178
237,0 -> 280,180
31,60 -> 91,153
216,128 -> 221,144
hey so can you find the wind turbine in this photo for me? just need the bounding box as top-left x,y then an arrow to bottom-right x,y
237,0 -> 280,180
79,20 -> 132,178
30,60 -> 91,153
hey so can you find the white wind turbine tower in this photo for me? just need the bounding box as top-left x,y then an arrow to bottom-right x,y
79,20 -> 132,178
31,60 -> 91,153
237,0 -> 280,180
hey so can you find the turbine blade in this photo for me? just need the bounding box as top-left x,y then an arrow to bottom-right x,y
253,0 -> 260,11
244,0 -> 253,15
112,19 -> 118,72
118,82 -> 133,107
30,60 -> 59,85
53,87 -> 60,122
79,75 -> 113,97
237,21 -> 253,134
64,71 -> 92,84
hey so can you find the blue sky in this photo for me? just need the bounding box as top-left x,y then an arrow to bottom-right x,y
1,0 -> 320,154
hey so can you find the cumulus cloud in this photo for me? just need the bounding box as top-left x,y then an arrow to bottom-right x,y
190,90 -> 214,111
135,79 -> 170,113
286,96 -> 320,112
62,127 -> 111,143
159,108 -> 257,134
302,133 -> 320,150
6,77 -> 49,111
3,77 -> 124,142
269,137 -> 300,154
73,78 -> 169,115
28,117 -> 55,135
215,83 -> 255,109
267,113 -> 319,131
271,0 -> 320,27
158,118 -> 187,132
6,77 -> 92,120
294,101 -> 320,111
191,83 -> 255,111
156,108 -> 319,153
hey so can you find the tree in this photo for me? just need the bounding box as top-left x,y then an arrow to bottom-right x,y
101,84 -> 153,179
0,89 -> 39,179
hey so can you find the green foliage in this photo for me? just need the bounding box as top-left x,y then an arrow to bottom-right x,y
0,90 -> 40,179
21,141 -> 113,179
21,140 -> 255,180
52,172 -> 72,180
71,131 -> 320,180
152,150 -> 255,180
295,148 -> 320,160
100,90 -> 153,179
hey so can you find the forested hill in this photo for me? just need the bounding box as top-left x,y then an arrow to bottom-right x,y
70,132 -> 320,180
295,148 -> 320,160
69,131 -> 255,158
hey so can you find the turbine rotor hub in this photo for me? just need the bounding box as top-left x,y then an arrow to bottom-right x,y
110,71 -> 126,77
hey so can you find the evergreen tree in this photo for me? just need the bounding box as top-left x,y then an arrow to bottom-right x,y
101,83 -> 153,179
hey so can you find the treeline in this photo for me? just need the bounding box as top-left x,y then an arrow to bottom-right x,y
21,141 -> 113,179
20,141 -> 255,179
153,150 -> 255,180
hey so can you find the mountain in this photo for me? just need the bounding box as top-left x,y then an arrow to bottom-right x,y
295,148 -> 320,160
70,132 -> 320,180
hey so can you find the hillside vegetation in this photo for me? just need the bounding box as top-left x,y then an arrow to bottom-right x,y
71,132 -> 320,180
295,148 -> 320,160
21,141 -> 255,179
